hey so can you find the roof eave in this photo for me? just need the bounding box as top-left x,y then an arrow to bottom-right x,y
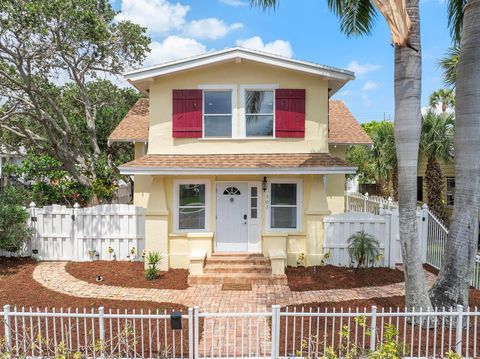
118,166 -> 357,176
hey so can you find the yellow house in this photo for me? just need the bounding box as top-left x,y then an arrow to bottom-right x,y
109,47 -> 371,284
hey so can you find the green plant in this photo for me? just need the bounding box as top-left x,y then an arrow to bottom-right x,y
144,251 -> 163,281
347,230 -> 380,271
0,187 -> 33,252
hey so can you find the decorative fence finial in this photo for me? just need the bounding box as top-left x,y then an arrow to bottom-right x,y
29,202 -> 36,208
73,202 -> 80,208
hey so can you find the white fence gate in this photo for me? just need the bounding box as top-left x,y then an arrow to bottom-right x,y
0,203 -> 145,261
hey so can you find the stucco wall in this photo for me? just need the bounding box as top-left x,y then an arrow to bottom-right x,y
147,60 -> 330,155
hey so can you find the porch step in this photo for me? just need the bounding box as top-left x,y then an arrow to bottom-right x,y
188,273 -> 288,286
188,253 -> 287,285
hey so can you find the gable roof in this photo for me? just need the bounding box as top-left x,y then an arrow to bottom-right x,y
329,100 -> 373,145
124,47 -> 354,95
108,98 -> 372,146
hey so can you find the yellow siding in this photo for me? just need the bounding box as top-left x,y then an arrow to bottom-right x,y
148,61 -> 329,155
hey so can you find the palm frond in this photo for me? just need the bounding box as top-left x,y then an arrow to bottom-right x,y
438,45 -> 460,88
420,110 -> 455,163
328,0 -> 378,37
249,0 -> 279,10
447,0 -> 465,44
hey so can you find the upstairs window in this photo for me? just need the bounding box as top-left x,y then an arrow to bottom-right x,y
203,90 -> 232,138
245,90 -> 274,137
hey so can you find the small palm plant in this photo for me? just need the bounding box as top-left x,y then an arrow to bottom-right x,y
144,251 -> 163,280
347,230 -> 380,271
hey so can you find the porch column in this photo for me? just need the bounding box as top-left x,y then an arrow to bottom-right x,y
305,174 -> 331,266
145,176 -> 170,271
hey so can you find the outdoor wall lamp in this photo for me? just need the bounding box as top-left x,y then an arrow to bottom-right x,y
262,176 -> 268,192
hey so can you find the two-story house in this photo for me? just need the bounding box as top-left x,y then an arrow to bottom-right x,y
109,47 -> 372,284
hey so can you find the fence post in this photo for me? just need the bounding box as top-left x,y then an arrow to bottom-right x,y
4,304 -> 11,352
346,192 -> 350,212
369,306 -> 377,352
455,305 -> 463,356
420,204 -> 429,263
194,306 -> 199,359
188,308 -> 194,359
73,203 -> 80,261
364,192 -> 369,212
98,306 -> 105,357
271,305 -> 281,359
387,197 -> 393,211
29,202 -> 36,257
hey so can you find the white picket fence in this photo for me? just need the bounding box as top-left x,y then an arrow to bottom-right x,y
2,304 -> 480,358
0,203 -> 145,261
344,192 -> 480,290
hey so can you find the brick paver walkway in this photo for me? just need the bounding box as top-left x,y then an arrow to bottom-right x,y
33,262 -> 437,357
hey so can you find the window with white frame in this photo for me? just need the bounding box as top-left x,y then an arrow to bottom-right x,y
269,180 -> 301,230
446,177 -> 455,207
176,182 -> 208,230
203,90 -> 232,138
245,89 -> 274,137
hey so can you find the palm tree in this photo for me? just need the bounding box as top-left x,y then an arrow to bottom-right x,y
370,121 -> 397,199
420,110 -> 454,223
439,45 -> 460,88
429,89 -> 455,112
250,0 -> 432,310
429,0 -> 480,308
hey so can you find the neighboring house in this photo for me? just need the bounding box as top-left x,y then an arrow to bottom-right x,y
109,47 -> 372,279
0,145 -> 24,188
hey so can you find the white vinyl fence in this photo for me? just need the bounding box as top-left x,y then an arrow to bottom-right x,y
2,304 -> 480,358
344,192 -> 480,290
0,203 -> 145,261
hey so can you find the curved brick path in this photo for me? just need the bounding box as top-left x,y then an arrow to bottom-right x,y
33,262 -> 436,310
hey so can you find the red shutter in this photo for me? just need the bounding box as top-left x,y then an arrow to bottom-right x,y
172,90 -> 203,138
275,89 -> 306,138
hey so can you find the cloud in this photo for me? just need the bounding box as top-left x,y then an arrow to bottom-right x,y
362,81 -> 380,91
346,61 -> 381,75
336,90 -> 353,97
236,36 -> 293,57
361,93 -> 372,107
219,0 -> 248,6
186,18 -> 243,39
144,36 -> 207,66
116,0 -> 189,35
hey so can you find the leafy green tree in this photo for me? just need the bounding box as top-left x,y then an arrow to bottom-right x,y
0,187 -> 33,252
429,88 -> 455,112
420,110 -> 454,223
251,0 -> 432,310
0,0 -> 149,186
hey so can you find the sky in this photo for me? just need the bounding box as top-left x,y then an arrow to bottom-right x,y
110,0 -> 452,123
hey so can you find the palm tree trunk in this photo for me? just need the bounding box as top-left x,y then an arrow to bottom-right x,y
429,0 -> 480,308
394,0 -> 432,310
425,156 -> 447,223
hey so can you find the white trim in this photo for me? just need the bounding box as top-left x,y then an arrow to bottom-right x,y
173,179 -> 211,233
266,178 -> 303,232
124,47 -> 354,84
119,166 -> 357,175
198,84 -> 237,139
240,84 -> 278,138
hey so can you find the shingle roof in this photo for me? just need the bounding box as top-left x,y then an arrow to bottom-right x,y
108,98 -> 149,143
109,98 -> 372,145
119,153 -> 355,174
329,100 -> 373,145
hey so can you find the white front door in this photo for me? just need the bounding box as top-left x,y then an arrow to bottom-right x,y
216,183 -> 249,252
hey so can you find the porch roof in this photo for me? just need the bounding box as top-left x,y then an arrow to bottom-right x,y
118,153 -> 357,175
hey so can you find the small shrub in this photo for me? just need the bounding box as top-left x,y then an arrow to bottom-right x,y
347,230 -> 380,271
0,187 -> 33,252
144,251 -> 163,280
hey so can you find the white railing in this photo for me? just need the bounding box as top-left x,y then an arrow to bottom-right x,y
2,304 -> 480,358
0,203 -> 145,261
345,191 -> 397,215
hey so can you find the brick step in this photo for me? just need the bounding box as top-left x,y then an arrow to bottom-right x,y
188,273 -> 288,286
206,256 -> 270,265
203,263 -> 271,274
211,252 -> 264,257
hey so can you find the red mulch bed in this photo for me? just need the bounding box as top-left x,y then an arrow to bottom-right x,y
0,257 -> 195,357
66,260 -> 189,290
281,291 -> 480,357
286,265 -> 405,291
